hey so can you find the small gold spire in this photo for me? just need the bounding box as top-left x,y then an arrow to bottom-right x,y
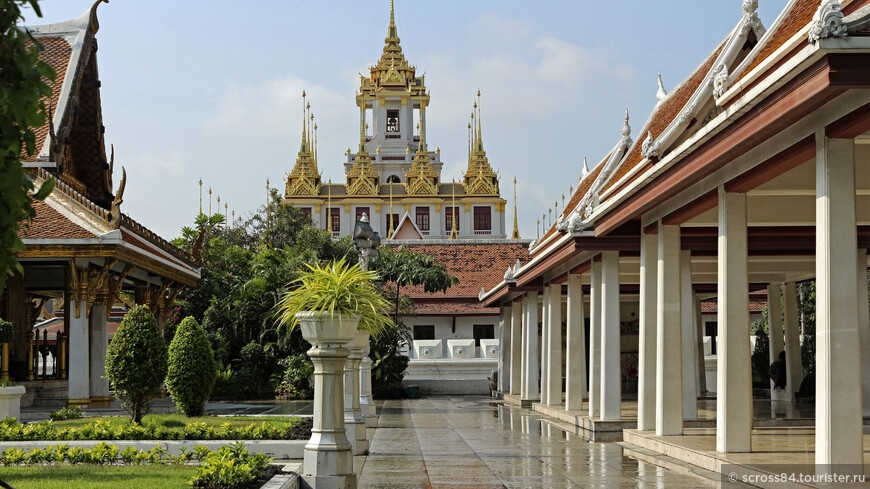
198,179 -> 202,215
224,203 -> 228,229
562,194 -> 565,212
208,187 -> 212,216
327,178 -> 332,232
450,178 -> 458,239
231,209 -> 235,229
511,177 -> 520,239
536,219 -> 540,240
388,181 -> 394,238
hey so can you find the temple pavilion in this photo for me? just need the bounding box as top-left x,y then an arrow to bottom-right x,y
2,2 -> 199,408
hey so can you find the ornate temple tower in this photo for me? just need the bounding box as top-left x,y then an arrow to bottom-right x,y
282,2 -> 515,241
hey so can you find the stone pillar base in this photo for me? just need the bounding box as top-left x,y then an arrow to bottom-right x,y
88,396 -> 113,407
300,474 -> 357,489
67,398 -> 90,408
303,447 -> 356,489
347,419 -> 367,455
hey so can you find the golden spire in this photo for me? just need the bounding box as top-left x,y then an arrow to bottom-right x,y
389,0 -> 397,39
217,194 -> 221,215
198,179 -> 202,215
467,121 -> 472,163
224,202 -> 228,229
231,209 -> 235,229
464,92 -> 499,196
450,178 -> 458,239
388,181 -> 394,238
511,177 -> 520,239
536,219 -> 540,239
286,92 -> 321,197
347,91 -> 379,197
208,187 -> 212,216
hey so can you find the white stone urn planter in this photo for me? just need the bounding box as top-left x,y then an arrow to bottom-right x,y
0,385 -> 25,421
297,311 -> 358,489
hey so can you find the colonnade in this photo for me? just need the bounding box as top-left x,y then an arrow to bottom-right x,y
497,131 -> 869,465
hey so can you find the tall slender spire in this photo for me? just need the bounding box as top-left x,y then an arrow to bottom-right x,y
285,92 -> 321,197
389,0 -> 397,39
198,179 -> 202,215
464,91 -> 499,195
511,177 -> 520,239
476,89 -> 483,151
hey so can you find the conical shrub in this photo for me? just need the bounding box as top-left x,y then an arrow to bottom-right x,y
166,316 -> 217,416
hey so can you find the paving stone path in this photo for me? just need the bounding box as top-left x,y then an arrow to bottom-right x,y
358,396 -> 719,488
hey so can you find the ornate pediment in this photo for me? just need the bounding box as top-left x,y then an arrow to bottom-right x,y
346,152 -> 380,196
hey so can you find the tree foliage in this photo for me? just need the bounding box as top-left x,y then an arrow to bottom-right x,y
105,306 -> 168,424
166,317 -> 217,417
0,0 -> 56,290
370,245 -> 458,320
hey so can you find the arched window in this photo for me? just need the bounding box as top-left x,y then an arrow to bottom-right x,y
387,175 -> 401,184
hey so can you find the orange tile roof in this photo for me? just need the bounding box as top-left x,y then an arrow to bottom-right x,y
414,300 -> 499,315
734,0 -> 821,84
601,39 -> 726,196
387,242 -> 529,298
18,200 -> 95,239
23,37 -> 72,162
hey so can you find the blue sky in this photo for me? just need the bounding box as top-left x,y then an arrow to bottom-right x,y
28,1 -> 787,240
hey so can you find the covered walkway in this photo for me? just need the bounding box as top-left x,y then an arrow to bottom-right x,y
357,396 -> 718,488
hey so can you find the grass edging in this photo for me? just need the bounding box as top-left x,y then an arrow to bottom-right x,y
0,439 -> 307,460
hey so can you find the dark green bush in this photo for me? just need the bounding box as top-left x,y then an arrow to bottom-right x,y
106,305 -> 168,424
275,353 -> 313,400
0,318 -> 13,344
371,321 -> 411,399
231,342 -> 279,400
166,317 -> 217,416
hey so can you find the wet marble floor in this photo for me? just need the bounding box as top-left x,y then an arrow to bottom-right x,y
357,397 -> 720,488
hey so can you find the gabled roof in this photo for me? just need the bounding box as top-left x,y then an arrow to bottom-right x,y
391,212 -> 424,239
25,0 -> 114,206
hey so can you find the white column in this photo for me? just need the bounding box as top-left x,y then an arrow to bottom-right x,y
499,304 -> 511,393
815,133 -> 862,465
657,224 -> 683,435
767,284 -> 786,401
716,188 -> 752,453
67,300 -> 90,405
303,339 -> 355,488
540,286 -> 550,404
782,282 -> 802,401
638,232 -> 657,431
858,249 -> 870,418
88,304 -> 110,404
565,273 -> 587,411
679,251 -> 698,420
360,343 -> 377,428
510,300 -> 523,396
695,295 -> 707,394
588,260 -> 602,418
546,283 -> 562,406
600,250 -> 621,421
344,333 -> 367,455
520,297 -> 528,397
522,292 -> 539,400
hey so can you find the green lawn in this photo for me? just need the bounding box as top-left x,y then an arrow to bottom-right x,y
0,465 -> 199,489
49,413 -> 296,430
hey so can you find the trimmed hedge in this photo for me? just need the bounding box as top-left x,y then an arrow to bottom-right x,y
105,306 -> 168,424
166,317 -> 217,417
0,417 -> 308,442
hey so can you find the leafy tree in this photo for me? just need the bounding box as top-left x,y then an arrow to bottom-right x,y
166,316 -> 217,416
0,0 -> 56,290
105,305 -> 168,424
367,246 -> 458,397
370,246 -> 458,321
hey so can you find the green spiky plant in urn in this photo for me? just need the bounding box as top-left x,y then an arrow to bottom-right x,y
276,258 -> 394,344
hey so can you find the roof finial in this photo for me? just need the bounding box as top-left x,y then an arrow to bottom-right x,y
582,156 -> 589,177
476,90 -> 483,151
301,91 -> 308,147
198,179 -> 203,215
656,73 -> 667,102
388,0 -> 398,39
622,109 -> 631,138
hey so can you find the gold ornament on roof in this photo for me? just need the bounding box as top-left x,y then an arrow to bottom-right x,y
463,91 -> 499,196
285,92 -> 322,197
